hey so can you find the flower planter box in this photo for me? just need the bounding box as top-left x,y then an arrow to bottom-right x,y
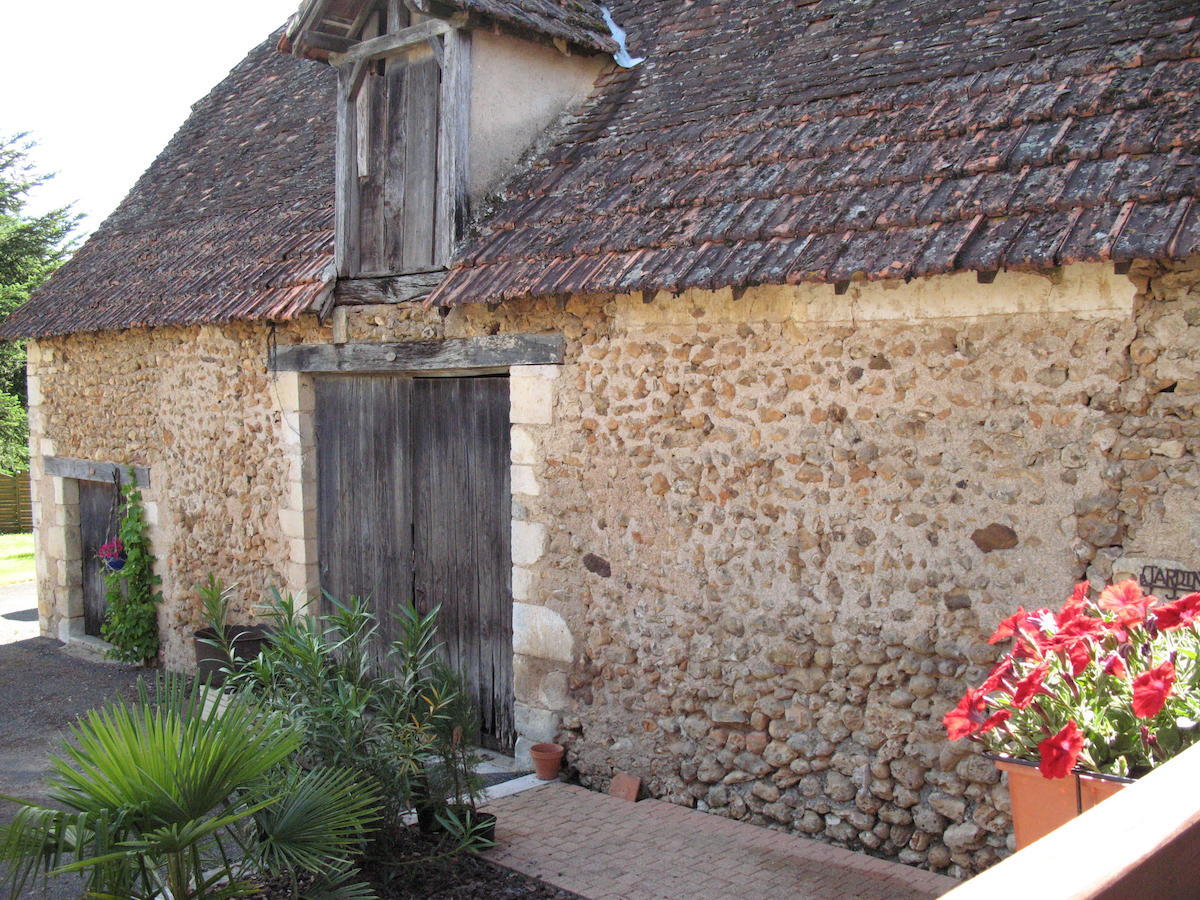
994,756 -> 1132,849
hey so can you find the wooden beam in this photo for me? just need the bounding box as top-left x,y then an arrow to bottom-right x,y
335,66 -> 361,277
270,334 -> 566,374
436,27 -> 471,264
335,271 -> 447,304
44,456 -> 150,489
329,18 -> 456,66
294,30 -> 357,56
977,269 -> 999,284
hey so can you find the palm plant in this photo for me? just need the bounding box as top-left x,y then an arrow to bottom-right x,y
0,676 -> 380,899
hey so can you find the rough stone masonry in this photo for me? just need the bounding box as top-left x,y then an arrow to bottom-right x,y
26,256 -> 1200,878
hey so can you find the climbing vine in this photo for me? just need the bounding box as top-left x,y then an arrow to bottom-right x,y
101,476 -> 161,664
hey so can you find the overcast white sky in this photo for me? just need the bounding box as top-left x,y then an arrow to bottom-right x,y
2,1 -> 302,237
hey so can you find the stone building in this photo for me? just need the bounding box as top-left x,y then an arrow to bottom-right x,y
3,0 -> 1198,878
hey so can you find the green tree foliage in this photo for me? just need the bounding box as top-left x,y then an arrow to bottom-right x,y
0,134 -> 78,473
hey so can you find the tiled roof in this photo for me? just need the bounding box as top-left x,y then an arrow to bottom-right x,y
446,0 -> 617,54
0,32 -> 336,339
430,0 -> 1200,306
285,0 -> 617,59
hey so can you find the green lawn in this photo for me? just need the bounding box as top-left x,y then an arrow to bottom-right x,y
0,532 -> 35,585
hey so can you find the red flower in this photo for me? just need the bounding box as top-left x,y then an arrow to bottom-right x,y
1099,580 -> 1157,633
1012,664 -> 1049,708
981,656 -> 1014,693
1099,579 -> 1146,610
1132,661 -> 1176,718
1102,654 -> 1127,679
980,709 -> 1011,733
1152,593 -> 1200,631
989,606 -> 1029,644
1055,582 -> 1091,627
944,688 -> 990,740
1065,641 -> 1091,677
1038,720 -> 1085,779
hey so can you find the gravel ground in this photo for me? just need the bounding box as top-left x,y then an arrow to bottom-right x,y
0,581 -> 147,899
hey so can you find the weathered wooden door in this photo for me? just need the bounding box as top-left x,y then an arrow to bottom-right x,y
316,374 -> 514,751
78,479 -> 120,637
411,378 -> 513,750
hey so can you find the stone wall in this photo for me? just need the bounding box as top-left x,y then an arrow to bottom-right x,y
27,256 -> 1200,878
29,324 -> 297,668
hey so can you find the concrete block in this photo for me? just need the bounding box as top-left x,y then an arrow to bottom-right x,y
288,538 -> 318,566
53,477 -> 78,506
511,425 -> 538,465
285,477 -> 316,512
512,520 -> 546,566
56,504 -> 80,528
26,375 -> 42,407
512,565 -> 533,601
279,507 -> 316,541
511,464 -> 540,496
510,364 -> 560,381
510,374 -> 555,425
515,702 -> 560,744
512,601 -> 573,663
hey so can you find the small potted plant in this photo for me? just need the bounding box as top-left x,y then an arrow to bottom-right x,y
98,538 -> 126,572
193,574 -> 271,686
944,580 -> 1200,847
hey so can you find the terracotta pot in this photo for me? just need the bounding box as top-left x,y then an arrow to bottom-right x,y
994,757 -> 1132,849
530,742 -> 564,780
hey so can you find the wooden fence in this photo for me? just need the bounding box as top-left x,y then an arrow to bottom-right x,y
0,471 -> 32,534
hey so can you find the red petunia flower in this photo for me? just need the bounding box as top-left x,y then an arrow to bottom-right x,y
1012,664 -> 1049,708
1099,580 -> 1157,633
1099,579 -> 1146,610
1102,654 -> 1127,679
1038,720 -> 1085,779
1152,593 -> 1200,631
980,709 -> 1012,734
1065,641 -> 1091,677
989,607 -> 1029,644
1132,661 -> 1176,718
1056,582 -> 1091,627
943,688 -> 990,740
981,656 -> 1014,693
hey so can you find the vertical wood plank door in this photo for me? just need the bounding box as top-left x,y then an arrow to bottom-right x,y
315,376 -> 415,658
412,377 -> 513,752
78,479 -> 120,637
315,374 -> 514,752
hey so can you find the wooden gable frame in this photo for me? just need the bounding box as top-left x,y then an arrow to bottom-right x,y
330,1 -> 471,288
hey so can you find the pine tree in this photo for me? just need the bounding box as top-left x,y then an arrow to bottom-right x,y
0,134 -> 79,473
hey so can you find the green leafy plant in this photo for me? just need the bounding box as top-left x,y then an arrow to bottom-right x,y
195,573 -> 241,680
100,477 -> 162,665
0,676 -> 380,899
230,592 -> 486,848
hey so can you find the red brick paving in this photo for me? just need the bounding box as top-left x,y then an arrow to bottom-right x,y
483,783 -> 958,900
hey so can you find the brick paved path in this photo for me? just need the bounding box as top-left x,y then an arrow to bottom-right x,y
483,783 -> 958,900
